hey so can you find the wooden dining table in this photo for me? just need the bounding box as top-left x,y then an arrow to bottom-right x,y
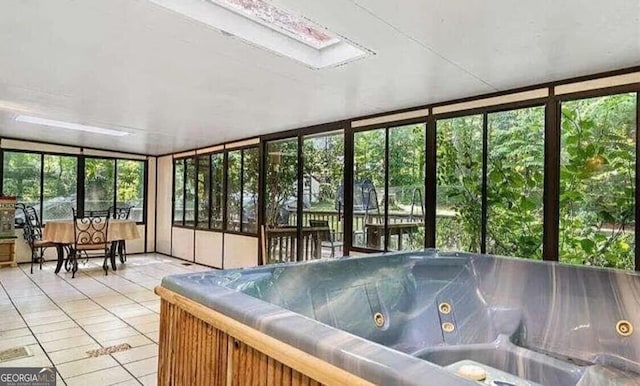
43,219 -> 140,273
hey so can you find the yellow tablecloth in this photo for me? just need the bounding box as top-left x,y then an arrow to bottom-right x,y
43,220 -> 140,243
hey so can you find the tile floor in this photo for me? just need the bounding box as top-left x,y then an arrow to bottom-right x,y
0,254 -> 211,385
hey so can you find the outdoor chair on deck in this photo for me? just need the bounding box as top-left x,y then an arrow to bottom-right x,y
70,208 -> 110,278
16,204 -> 56,274
309,220 -> 343,258
110,206 -> 133,263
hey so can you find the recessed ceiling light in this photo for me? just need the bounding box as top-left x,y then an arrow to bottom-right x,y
148,0 -> 373,69
15,115 -> 130,137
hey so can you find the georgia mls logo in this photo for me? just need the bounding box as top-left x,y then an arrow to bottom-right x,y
0,367 -> 56,386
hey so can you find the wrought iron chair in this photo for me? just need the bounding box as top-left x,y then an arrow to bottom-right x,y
16,204 -> 56,274
70,208 -> 110,278
309,220 -> 343,258
110,206 -> 133,263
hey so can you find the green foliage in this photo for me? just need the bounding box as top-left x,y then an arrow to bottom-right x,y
559,93 -> 636,269
436,115 -> 483,252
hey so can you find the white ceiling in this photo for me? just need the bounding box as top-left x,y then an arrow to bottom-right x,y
0,0 -> 638,155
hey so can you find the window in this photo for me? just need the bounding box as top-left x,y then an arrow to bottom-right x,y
211,153 -> 224,229
242,147 -> 259,234
302,130 -> 344,257
436,115 -> 483,253
3,152 -> 145,224
559,93 -> 637,270
265,138 -> 298,262
196,155 -> 211,229
173,147 -> 258,234
84,158 -> 115,212
388,124 -> 425,251
353,129 -> 385,249
116,160 -> 145,222
486,107 -> 545,259
185,158 -> 196,227
173,159 -> 185,226
352,123 -> 426,251
84,158 -> 145,220
226,151 -> 242,232
43,155 -> 77,221
3,152 -> 42,217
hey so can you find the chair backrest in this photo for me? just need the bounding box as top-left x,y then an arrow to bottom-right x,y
309,220 -> 331,241
17,204 -> 42,245
111,206 -> 133,220
72,208 -> 110,247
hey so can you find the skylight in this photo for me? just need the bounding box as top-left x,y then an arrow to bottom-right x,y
209,0 -> 340,49
148,0 -> 372,69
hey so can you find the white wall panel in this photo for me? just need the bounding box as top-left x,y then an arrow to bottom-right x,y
195,231 -> 223,268
156,155 -> 173,255
171,227 -> 194,261
1,139 -> 80,155
146,157 -> 156,252
223,234 -> 258,269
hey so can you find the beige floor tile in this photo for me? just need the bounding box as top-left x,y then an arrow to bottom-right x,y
22,309 -> 66,321
0,319 -> 27,331
0,334 -> 38,350
0,327 -> 32,339
124,291 -> 158,303
124,356 -> 157,378
137,373 -> 157,386
113,379 -> 142,386
144,331 -> 159,343
35,326 -> 87,343
133,321 -> 159,334
110,304 -> 154,319
93,295 -> 135,307
76,314 -> 122,327
83,319 -> 129,334
56,355 -> 120,379
112,344 -> 158,364
92,327 -> 140,343
48,343 -> 101,365
30,320 -> 77,334
58,299 -> 102,313
25,313 -> 71,327
66,308 -> 112,319
100,334 -> 154,349
123,313 -> 158,327
41,334 -> 96,352
65,365 -> 133,386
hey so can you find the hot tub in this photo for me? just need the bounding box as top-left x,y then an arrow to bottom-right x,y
156,250 -> 640,385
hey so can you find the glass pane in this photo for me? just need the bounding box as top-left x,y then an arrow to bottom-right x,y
211,154 -> 224,229
388,124 -> 426,251
3,152 -> 42,219
353,129 -> 385,250
560,93 -> 637,270
436,115 -> 483,253
116,160 -> 144,222
226,151 -> 241,232
43,155 -> 77,222
303,130 -> 344,258
185,158 -> 196,227
84,158 -> 115,212
487,107 -> 544,259
173,160 -> 184,225
242,147 -> 259,234
265,138 -> 298,263
196,155 -> 211,229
